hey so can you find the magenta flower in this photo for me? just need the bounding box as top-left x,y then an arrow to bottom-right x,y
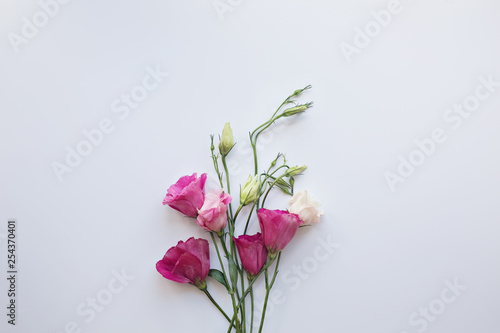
163,173 -> 207,218
196,189 -> 232,233
257,208 -> 302,254
234,233 -> 268,277
156,237 -> 210,289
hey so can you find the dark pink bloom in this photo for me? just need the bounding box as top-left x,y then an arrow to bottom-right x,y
196,189 -> 232,233
163,173 -> 207,218
234,233 -> 268,276
257,208 -> 302,254
156,237 -> 210,289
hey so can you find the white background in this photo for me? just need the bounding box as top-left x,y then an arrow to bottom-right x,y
1,0 -> 499,332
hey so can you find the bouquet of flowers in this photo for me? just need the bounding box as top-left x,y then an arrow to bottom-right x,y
156,85 -> 323,332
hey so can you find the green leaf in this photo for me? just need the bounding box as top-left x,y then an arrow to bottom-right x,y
208,269 -> 228,290
228,256 -> 238,290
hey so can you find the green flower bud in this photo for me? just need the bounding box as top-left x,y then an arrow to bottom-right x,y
285,165 -> 307,177
218,122 -> 234,156
240,175 -> 260,205
282,105 -> 308,117
210,135 -> 215,153
292,84 -> 312,97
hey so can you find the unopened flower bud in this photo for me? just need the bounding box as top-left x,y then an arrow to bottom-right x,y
292,85 -> 311,97
218,122 -> 234,156
282,105 -> 308,117
285,165 -> 307,177
240,175 -> 260,205
210,135 -> 215,153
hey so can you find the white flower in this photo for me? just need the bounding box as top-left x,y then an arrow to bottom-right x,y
288,190 -> 323,225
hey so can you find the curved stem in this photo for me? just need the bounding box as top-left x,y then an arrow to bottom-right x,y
248,84 -> 311,179
252,141 -> 259,175
261,175 -> 285,208
202,288 -> 231,323
233,204 -> 243,225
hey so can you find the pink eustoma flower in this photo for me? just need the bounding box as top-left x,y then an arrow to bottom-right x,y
156,237 -> 210,289
257,208 -> 302,254
234,233 -> 268,277
163,173 -> 207,218
196,189 -> 232,233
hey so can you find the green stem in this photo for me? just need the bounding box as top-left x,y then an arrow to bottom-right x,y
269,252 -> 282,288
250,100 -> 287,176
211,233 -> 230,289
261,174 -> 285,208
249,85 -> 311,179
235,256 -> 277,310
217,234 -> 242,332
211,136 -> 224,189
257,253 -> 282,333
233,205 -> 243,225
243,200 -> 258,235
251,141 -> 259,175
250,284 -> 255,333
230,238 -> 244,325
258,289 -> 270,333
258,268 -> 270,333
240,270 -> 247,333
202,288 -> 231,323
221,156 -> 234,220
